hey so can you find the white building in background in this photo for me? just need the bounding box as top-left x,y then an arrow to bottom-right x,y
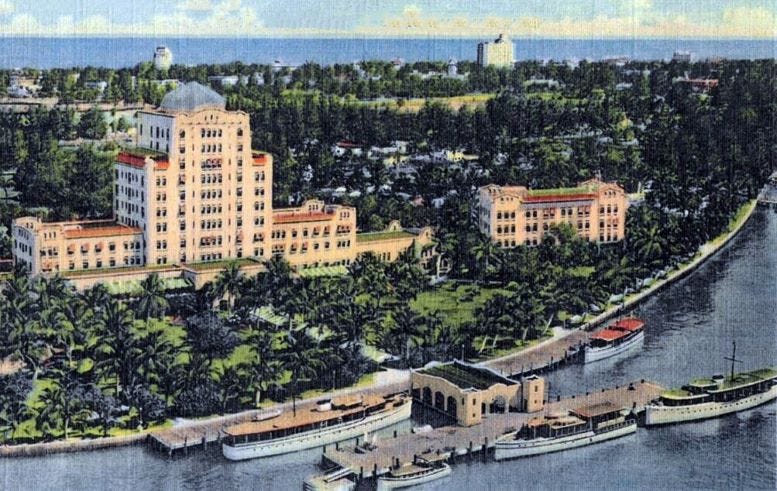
477,34 -> 514,67
154,46 -> 173,71
672,50 -> 695,63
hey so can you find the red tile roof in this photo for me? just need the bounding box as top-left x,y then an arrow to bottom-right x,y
252,153 -> 270,166
613,318 -> 645,332
272,212 -> 333,224
117,151 -> 169,170
591,329 -> 628,342
64,224 -> 142,239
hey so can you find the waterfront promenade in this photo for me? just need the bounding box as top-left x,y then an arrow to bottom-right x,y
0,201 -> 757,459
481,199 -> 758,378
316,380 -> 663,483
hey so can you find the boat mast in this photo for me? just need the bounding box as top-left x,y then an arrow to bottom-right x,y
723,340 -> 742,381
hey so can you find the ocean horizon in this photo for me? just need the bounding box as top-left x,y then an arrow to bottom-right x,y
0,37 -> 775,69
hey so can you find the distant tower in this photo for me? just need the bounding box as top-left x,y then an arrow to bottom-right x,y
477,34 -> 514,67
447,58 -> 458,76
154,46 -> 173,71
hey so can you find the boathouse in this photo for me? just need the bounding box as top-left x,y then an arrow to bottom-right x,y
411,360 -> 545,426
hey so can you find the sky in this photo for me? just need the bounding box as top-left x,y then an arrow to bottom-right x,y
0,0 -> 775,38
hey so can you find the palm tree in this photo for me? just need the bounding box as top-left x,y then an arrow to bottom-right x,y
244,325 -> 280,406
37,369 -> 89,440
390,309 -> 423,365
216,262 -> 247,311
136,273 -> 169,320
472,235 -> 501,283
94,299 -> 138,398
281,329 -> 325,417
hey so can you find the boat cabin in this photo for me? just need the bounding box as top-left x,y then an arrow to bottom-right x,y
223,393 -> 406,446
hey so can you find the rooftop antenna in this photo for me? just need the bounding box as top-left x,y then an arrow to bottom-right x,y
723,340 -> 742,381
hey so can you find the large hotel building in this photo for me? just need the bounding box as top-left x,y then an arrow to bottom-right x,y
12,83 -> 446,285
477,180 -> 627,247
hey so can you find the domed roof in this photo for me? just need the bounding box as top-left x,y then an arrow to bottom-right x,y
159,81 -> 226,112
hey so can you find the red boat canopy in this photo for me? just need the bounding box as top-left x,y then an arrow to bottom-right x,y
613,318 -> 645,332
591,329 -> 628,342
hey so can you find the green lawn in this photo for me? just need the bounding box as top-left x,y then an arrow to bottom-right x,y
410,283 -> 510,327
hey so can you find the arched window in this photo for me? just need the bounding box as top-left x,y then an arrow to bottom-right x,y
237,128 -> 244,137
179,130 -> 185,138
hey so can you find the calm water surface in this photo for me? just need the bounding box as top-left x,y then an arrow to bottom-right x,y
2,208 -> 776,490
0,37 -> 775,69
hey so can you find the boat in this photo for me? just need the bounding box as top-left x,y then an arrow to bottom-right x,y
376,457 -> 452,490
584,318 -> 645,363
221,393 -> 411,461
644,343 -> 777,426
494,402 -> 637,460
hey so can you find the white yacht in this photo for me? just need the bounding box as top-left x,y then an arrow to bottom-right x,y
645,367 -> 777,426
495,402 -> 637,460
585,318 -> 645,363
377,458 -> 452,490
222,393 -> 411,461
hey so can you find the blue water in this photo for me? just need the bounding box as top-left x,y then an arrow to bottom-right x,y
0,37 -> 775,69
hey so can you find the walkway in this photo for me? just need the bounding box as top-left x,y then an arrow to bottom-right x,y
321,381 -> 663,479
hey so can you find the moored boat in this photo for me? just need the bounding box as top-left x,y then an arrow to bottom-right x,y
221,393 -> 411,461
644,367 -> 777,426
376,457 -> 452,490
584,318 -> 645,363
494,402 -> 636,460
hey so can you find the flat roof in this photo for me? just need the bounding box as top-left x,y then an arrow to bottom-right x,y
571,401 -> 622,419
613,318 -> 645,332
63,222 -> 142,239
273,212 -> 334,224
591,329 -> 628,342
224,394 -> 397,437
417,361 -> 517,390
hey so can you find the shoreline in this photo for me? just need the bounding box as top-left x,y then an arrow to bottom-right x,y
0,201 -> 757,459
484,199 -> 758,368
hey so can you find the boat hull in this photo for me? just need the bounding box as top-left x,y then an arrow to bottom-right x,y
644,385 -> 777,426
376,465 -> 452,491
494,422 -> 637,460
584,331 -> 644,363
222,400 -> 411,461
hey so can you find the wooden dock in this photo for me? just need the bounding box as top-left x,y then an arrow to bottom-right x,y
317,380 -> 664,483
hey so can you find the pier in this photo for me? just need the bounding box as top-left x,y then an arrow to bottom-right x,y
312,381 -> 664,487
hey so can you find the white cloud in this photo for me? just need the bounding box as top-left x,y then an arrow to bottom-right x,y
0,1 -> 774,39
177,0 -> 213,11
0,0 -> 15,16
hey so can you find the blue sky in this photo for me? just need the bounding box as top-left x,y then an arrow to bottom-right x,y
0,0 -> 775,38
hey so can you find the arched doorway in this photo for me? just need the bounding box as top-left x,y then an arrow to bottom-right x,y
490,395 -> 507,414
446,396 -> 457,419
434,392 -> 445,411
422,387 -> 433,406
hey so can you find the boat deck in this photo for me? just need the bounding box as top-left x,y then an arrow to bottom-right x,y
148,381 -> 409,456
320,381 -> 664,479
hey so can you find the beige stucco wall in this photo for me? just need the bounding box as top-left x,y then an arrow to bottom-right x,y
411,370 -> 521,427
478,179 -> 628,248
